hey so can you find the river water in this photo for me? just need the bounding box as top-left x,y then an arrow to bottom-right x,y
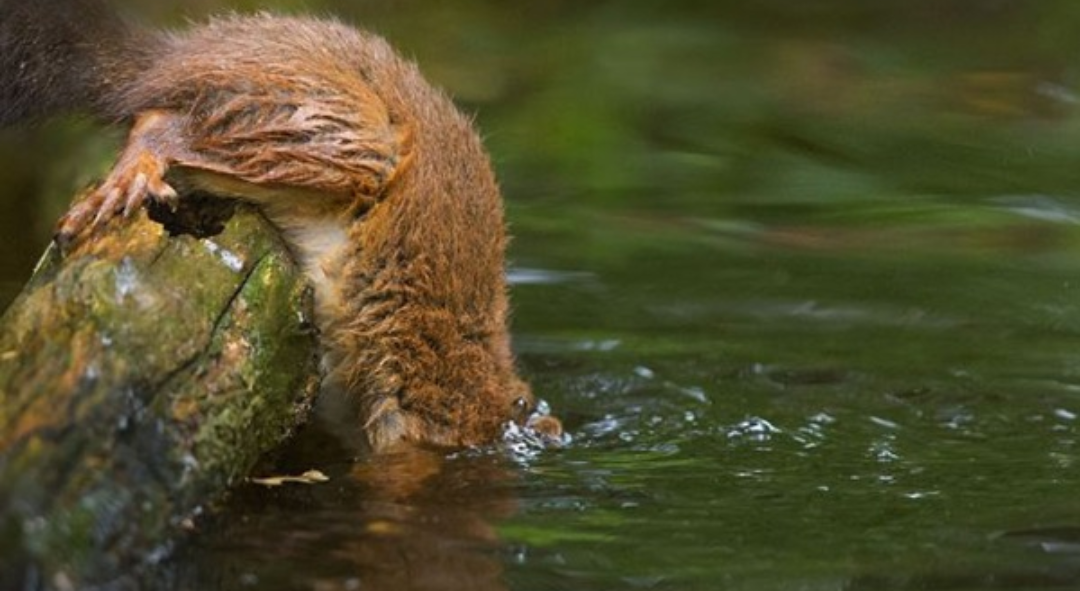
4,1 -> 1080,590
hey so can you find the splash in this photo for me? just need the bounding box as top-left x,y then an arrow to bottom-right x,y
502,399 -> 571,461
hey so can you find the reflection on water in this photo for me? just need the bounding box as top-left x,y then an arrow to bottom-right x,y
172,422 -> 524,591
506,267 -> 595,286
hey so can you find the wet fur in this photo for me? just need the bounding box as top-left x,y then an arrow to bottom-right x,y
0,3 -> 552,451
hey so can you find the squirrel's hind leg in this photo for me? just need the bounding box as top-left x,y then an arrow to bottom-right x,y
57,110 -> 184,246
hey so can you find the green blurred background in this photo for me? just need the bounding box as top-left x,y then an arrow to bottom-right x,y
8,1 -> 1080,303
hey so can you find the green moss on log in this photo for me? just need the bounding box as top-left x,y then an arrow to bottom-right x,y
0,204 -> 319,588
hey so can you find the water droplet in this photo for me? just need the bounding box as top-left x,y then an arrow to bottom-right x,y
869,416 -> 900,430
727,416 -> 781,440
114,256 -> 139,300
203,239 -> 245,272
634,366 -> 655,379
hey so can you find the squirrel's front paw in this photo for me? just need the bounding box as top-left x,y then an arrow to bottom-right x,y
55,150 -> 178,247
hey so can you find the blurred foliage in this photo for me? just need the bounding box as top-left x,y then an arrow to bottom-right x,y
5,0 -> 1080,298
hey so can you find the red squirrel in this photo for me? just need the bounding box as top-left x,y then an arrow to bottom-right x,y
0,0 -> 562,452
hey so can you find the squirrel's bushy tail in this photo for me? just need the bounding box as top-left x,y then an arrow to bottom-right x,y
0,0 -> 148,125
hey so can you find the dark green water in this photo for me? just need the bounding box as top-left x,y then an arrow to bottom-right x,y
5,1 -> 1080,589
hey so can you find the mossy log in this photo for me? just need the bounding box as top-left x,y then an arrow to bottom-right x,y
0,197 -> 320,589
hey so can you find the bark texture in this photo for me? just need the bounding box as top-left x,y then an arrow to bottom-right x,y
0,199 -> 319,589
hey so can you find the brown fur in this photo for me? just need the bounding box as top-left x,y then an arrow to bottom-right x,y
34,13 -> 560,451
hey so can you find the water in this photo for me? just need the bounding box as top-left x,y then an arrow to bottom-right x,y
499,224 -> 1080,590
6,1 -> 1080,589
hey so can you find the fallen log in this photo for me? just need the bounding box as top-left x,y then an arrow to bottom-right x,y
0,194 -> 320,589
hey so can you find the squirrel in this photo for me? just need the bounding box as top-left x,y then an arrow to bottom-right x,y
0,0 -> 562,452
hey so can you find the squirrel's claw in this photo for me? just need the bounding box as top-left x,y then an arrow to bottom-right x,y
122,172 -> 149,217
55,142 -> 177,248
